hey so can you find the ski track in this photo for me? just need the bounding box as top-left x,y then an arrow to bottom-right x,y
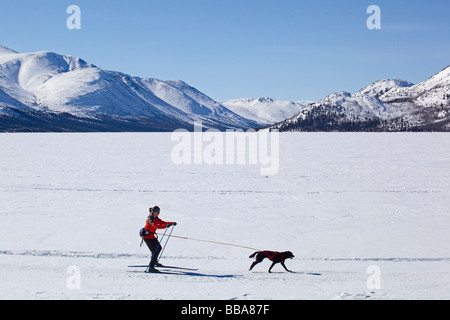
1,185 -> 444,195
1,249 -> 449,300
0,250 -> 225,260
1,249 -> 450,263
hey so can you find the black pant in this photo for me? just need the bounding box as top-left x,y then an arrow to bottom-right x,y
143,238 -> 161,268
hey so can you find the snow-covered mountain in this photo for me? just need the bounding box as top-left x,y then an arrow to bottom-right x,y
2,45 -> 449,132
221,97 -> 312,126
0,45 -> 257,132
269,66 -> 450,132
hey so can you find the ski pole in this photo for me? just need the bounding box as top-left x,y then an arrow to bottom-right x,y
145,227 -> 168,273
158,225 -> 175,262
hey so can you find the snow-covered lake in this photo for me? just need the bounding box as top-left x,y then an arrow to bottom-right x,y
0,132 -> 449,299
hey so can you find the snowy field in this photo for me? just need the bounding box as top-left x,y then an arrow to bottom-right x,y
0,132 -> 449,300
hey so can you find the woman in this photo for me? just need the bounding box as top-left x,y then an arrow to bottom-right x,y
142,206 -> 177,273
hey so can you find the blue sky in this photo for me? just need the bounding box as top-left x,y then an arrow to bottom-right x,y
1,0 -> 449,101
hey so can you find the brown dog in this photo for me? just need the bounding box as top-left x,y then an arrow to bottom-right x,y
249,251 -> 294,273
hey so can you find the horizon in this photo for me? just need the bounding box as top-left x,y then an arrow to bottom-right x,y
1,0 -> 449,102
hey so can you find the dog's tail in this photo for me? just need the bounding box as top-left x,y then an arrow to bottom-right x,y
249,251 -> 261,258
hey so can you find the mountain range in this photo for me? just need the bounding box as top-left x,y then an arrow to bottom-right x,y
268,67 -> 450,132
0,45 -> 257,132
0,45 -> 449,132
221,97 -> 312,126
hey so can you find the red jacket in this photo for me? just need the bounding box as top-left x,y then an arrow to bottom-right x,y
143,217 -> 173,239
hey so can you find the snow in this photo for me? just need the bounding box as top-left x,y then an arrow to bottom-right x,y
355,79 -> 414,97
381,66 -> 450,104
0,132 -> 449,300
221,97 -> 312,126
272,67 -> 450,131
0,45 -> 18,56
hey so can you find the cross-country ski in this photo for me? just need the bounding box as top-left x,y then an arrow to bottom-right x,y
128,265 -> 199,271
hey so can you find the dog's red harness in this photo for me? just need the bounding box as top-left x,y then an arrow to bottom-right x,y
261,251 -> 285,262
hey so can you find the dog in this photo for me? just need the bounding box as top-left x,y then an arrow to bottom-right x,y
249,251 -> 294,273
